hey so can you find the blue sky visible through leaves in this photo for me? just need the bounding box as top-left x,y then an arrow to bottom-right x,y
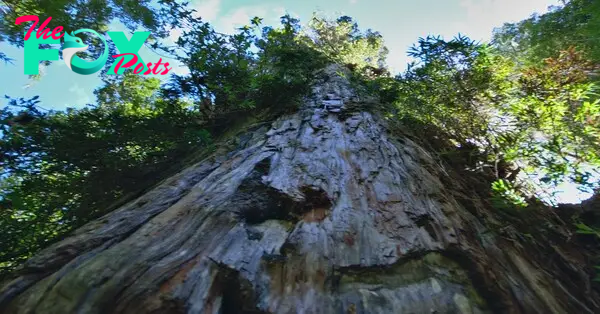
4,0 -> 590,203
0,0 -> 561,108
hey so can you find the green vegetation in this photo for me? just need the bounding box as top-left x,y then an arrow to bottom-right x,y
0,4 -> 386,273
0,0 -> 180,63
365,0 -> 600,208
383,34 -> 599,202
1,0 -> 599,276
1,73 -> 212,272
493,0 -> 600,64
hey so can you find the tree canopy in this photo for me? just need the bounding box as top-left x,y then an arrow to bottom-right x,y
0,5 -> 389,273
0,0 -> 180,63
493,0 -> 600,64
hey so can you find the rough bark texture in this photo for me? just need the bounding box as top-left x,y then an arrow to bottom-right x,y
1,66 -> 599,313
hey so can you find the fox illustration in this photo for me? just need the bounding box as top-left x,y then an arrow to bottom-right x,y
62,32 -> 88,70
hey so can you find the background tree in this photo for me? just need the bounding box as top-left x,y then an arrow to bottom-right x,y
493,0 -> 600,65
0,73 -> 211,272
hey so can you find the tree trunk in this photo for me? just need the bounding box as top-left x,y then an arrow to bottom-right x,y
1,67 -> 599,313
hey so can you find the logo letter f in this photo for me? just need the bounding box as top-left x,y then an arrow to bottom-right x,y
23,32 -> 59,75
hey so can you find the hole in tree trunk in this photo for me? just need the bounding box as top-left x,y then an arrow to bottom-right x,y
233,158 -> 332,224
219,269 -> 267,314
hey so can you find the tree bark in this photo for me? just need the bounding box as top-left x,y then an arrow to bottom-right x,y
1,67 -> 599,313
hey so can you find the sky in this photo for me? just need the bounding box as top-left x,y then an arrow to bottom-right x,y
0,0 -> 561,110
4,0 -> 589,203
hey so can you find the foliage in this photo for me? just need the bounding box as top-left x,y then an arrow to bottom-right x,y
574,221 -> 600,281
490,0 -> 600,194
300,15 -> 388,71
575,222 -> 600,238
506,48 -> 600,189
395,35 -> 513,146
382,29 -> 599,205
160,12 -> 331,116
493,0 -> 600,65
0,73 -> 211,273
491,179 -> 528,209
0,0 -> 184,64
0,10 -> 383,275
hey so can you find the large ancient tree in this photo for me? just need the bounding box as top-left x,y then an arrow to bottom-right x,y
2,1 -> 600,312
1,65 -> 599,313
